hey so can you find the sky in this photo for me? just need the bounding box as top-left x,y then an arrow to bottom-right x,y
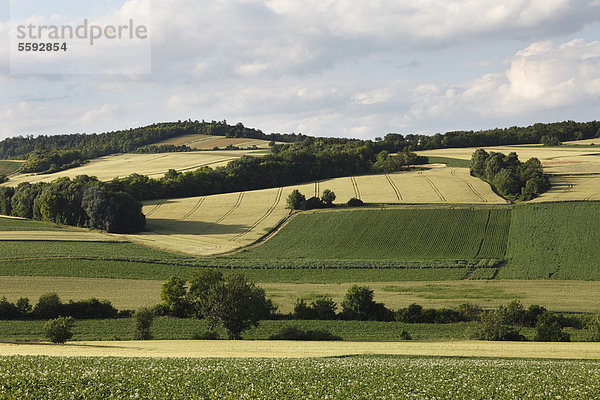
1,0 -> 600,140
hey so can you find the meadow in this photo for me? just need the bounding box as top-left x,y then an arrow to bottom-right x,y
1,355 -> 600,399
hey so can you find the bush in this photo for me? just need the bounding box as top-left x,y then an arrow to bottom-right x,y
293,297 -> 337,320
474,310 -> 526,341
286,190 -> 306,210
33,293 -> 63,320
304,196 -> 324,210
398,329 -> 412,340
44,316 -> 75,344
133,307 -> 154,340
535,311 -> 570,342
268,326 -> 342,341
588,315 -> 600,342
346,198 -> 364,207
0,297 -> 23,320
321,189 -> 336,206
192,330 -> 221,340
62,298 -> 118,319
341,285 -> 393,321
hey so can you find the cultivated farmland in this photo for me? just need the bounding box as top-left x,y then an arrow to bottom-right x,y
418,145 -> 600,174
237,207 -> 511,260
1,355 -> 600,399
501,201 -> 600,280
154,133 -> 277,149
0,160 -> 23,176
126,168 -> 505,256
2,150 -> 263,186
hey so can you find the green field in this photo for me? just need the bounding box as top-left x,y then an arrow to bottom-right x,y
1,355 -> 600,399
0,317 -> 591,342
2,202 -> 600,283
237,208 -> 511,260
0,318 -> 480,342
0,161 -> 22,176
501,202 -> 600,279
424,156 -> 471,168
0,217 -> 69,231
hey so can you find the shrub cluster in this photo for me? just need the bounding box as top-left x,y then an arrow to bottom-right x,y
470,149 -> 550,201
0,176 -> 145,233
286,189 -> 336,210
269,326 -> 342,341
0,293 -> 121,320
473,300 -> 571,342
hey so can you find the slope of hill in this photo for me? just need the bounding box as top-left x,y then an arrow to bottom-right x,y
236,208 -> 510,260
2,150 -> 263,186
500,201 -> 600,280
154,134 -> 277,150
418,144 -> 600,201
120,168 -> 505,256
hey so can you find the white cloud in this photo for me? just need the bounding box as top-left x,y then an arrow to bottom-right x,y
78,104 -> 119,124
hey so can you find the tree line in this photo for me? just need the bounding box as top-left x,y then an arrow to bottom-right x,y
3,119 -> 599,174
106,144 -> 426,201
469,149 -> 550,201
0,293 -> 125,320
0,176 -> 145,233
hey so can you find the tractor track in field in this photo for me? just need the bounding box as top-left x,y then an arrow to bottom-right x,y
231,187 -> 283,240
474,210 -> 492,258
178,197 -> 205,222
451,169 -> 487,202
384,174 -> 403,201
314,181 -> 320,197
350,176 -> 361,199
200,192 -> 245,233
556,176 -> 574,198
419,171 -> 446,201
144,200 -> 166,217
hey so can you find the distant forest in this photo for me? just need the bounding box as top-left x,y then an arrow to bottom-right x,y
1,119 -> 599,168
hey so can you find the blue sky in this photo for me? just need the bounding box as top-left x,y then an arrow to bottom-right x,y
1,0 -> 600,139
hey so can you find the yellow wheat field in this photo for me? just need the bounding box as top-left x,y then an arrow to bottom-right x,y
418,145 -> 600,174
2,150 -> 262,186
155,134 -> 277,150
2,340 -> 600,360
563,137 -> 600,145
121,168 -> 505,256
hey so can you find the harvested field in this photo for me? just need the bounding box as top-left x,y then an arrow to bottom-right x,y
418,146 -> 600,175
154,133 -> 277,149
2,150 -> 262,186
564,137 -> 600,145
532,174 -> 600,202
